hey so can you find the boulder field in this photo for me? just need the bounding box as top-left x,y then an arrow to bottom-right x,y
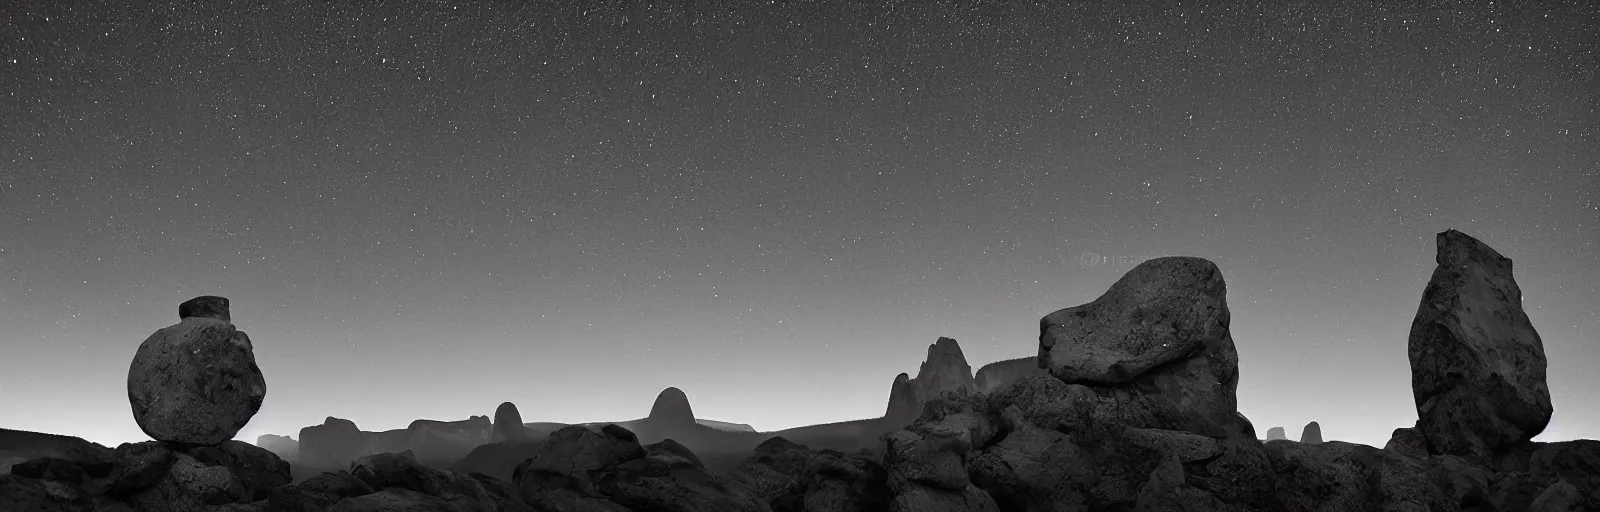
2,230 -> 1594,511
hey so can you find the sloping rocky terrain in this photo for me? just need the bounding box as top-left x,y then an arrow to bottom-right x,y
2,230 -> 1593,511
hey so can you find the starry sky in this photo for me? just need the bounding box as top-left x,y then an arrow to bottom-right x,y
1,0 -> 1596,450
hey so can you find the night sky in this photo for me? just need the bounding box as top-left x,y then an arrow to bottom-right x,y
2,0 -> 1596,450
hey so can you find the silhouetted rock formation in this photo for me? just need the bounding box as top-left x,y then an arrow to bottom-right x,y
883,337 -> 978,428
297,417 -> 370,470
255,434 -> 298,462
1266,426 -> 1287,442
492,402 -> 529,443
405,416 -> 491,466
127,295 -> 267,446
1037,256 -> 1239,437
648,386 -> 696,431
973,356 -> 1044,395
725,437 -> 888,511
1409,229 -> 1553,464
884,372 -> 918,422
1300,421 -> 1323,444
368,428 -> 409,456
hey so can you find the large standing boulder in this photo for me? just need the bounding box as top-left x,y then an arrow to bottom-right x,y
1037,256 -> 1239,437
1265,427 -> 1287,442
1409,230 -> 1553,462
492,402 -> 528,443
127,296 -> 267,446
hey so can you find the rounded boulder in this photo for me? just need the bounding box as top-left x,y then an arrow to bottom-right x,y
127,296 -> 266,445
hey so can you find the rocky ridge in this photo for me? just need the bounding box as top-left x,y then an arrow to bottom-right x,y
3,230 -> 1595,511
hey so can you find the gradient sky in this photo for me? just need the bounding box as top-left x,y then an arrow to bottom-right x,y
2,0 -> 1596,450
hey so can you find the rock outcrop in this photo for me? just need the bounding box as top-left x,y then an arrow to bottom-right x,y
405,416 -> 491,465
255,434 -> 297,462
883,337 -> 978,428
1409,229 -> 1553,463
492,402 -> 528,443
1266,426 -> 1287,442
1300,421 -> 1324,444
127,296 -> 268,446
648,387 -> 697,431
884,373 -> 919,423
1036,256 -> 1240,438
973,356 -> 1044,395
298,417 -> 371,470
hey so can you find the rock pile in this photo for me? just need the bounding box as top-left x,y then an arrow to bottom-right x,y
298,417 -> 371,471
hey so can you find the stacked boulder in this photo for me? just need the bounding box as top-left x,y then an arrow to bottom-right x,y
954,256 -> 1277,510
127,296 -> 267,446
1,296 -> 292,511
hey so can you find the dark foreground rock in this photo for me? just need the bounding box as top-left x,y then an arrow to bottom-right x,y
0,438 -> 289,512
